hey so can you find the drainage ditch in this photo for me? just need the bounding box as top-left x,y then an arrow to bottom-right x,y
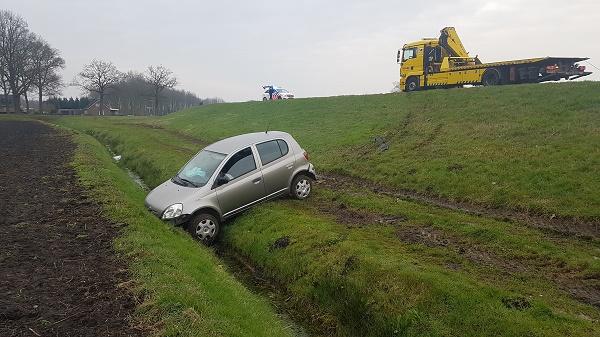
109,150 -> 323,337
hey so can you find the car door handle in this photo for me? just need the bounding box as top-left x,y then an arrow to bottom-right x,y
286,164 -> 293,169
252,177 -> 262,184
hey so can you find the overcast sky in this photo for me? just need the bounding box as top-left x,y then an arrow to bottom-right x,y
6,0 -> 600,101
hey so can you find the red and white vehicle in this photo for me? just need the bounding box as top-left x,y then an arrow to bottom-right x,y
262,86 -> 295,101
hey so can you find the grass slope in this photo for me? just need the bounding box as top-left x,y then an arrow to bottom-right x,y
157,82 -> 599,218
68,129 -> 296,337
47,82 -> 600,337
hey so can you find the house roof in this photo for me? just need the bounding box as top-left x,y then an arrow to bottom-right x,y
85,99 -> 119,111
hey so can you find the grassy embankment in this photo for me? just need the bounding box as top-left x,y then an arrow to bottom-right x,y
51,82 -> 600,336
67,129 -> 299,337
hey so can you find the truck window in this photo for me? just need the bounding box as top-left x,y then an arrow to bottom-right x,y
402,48 -> 417,61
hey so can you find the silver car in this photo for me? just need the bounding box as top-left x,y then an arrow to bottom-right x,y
145,131 -> 316,244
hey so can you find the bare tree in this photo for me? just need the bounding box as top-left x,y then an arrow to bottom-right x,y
30,38 -> 64,113
0,56 -> 8,111
145,65 -> 177,115
0,10 -> 37,112
77,60 -> 121,115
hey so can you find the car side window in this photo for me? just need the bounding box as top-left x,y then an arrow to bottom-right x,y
256,139 -> 288,165
220,147 -> 256,180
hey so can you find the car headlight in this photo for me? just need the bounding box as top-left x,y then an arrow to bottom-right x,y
162,203 -> 183,219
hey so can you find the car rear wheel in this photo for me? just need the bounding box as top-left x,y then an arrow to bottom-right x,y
263,97 -> 268,101
291,174 -> 312,200
187,213 -> 220,245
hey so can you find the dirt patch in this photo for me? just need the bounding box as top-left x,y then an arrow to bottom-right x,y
411,123 -> 443,150
316,200 -> 406,228
269,236 -> 291,251
396,226 -> 524,273
396,225 -> 600,308
501,296 -> 532,310
0,121 -> 143,337
340,256 -> 358,276
342,111 -> 415,158
318,172 -> 600,239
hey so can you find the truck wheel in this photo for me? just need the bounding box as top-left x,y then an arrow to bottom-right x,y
405,77 -> 420,92
291,174 -> 313,200
187,213 -> 220,245
482,69 -> 501,86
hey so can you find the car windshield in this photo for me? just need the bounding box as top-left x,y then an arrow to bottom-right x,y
175,150 -> 226,187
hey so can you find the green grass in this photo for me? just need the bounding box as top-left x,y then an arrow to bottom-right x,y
67,129 -> 297,337
51,82 -> 600,217
44,83 -> 600,336
152,82 -> 598,218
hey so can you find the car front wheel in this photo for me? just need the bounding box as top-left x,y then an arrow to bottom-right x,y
291,174 -> 312,200
187,213 -> 220,245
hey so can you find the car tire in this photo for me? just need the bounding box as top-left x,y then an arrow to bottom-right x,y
263,97 -> 268,101
291,174 -> 313,200
187,213 -> 220,245
405,77 -> 420,92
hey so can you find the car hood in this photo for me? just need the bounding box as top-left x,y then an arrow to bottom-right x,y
145,178 -> 208,216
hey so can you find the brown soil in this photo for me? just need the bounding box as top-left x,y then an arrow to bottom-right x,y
316,199 -> 406,228
0,121 -> 143,337
317,173 -> 599,239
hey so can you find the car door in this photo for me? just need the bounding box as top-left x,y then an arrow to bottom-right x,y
215,147 -> 265,216
256,139 -> 295,196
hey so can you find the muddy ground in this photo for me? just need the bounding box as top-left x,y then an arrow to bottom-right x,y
318,173 -> 599,239
0,121 -> 143,336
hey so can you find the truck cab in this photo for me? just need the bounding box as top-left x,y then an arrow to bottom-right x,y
398,40 -> 427,91
398,28 -> 482,92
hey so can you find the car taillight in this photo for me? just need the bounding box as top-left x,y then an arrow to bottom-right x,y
303,151 -> 309,161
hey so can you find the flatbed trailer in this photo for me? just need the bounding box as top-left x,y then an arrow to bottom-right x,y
397,27 -> 592,92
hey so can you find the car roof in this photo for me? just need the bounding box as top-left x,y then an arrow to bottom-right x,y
205,131 -> 292,154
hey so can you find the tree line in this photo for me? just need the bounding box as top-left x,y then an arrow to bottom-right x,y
76,61 -> 207,115
46,97 -> 92,110
1,9 -> 221,115
0,10 -> 64,113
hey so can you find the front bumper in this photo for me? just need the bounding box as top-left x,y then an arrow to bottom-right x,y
146,204 -> 189,226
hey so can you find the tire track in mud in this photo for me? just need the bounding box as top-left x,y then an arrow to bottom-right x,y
317,172 -> 599,239
312,176 -> 600,308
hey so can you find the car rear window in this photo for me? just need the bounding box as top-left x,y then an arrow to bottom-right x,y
257,139 -> 289,165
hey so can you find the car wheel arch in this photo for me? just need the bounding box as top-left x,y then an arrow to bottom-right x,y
289,170 -> 316,187
189,206 -> 222,223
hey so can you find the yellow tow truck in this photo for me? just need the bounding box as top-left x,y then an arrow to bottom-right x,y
397,27 -> 591,92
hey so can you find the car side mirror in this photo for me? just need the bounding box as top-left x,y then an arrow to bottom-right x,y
216,175 -> 230,187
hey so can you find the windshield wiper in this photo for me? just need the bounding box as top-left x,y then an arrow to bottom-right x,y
177,176 -> 198,188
